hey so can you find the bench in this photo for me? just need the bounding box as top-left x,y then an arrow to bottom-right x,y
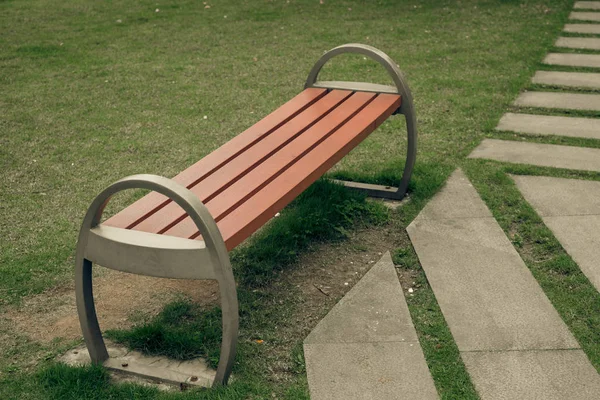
74,43 -> 417,387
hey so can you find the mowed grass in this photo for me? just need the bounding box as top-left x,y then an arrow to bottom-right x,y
0,0 -> 583,398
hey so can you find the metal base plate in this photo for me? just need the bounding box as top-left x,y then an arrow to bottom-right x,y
60,342 -> 216,389
333,179 -> 404,200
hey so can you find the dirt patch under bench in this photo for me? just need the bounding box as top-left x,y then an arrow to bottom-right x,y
4,270 -> 219,343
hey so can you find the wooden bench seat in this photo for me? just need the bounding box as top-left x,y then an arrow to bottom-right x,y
74,44 -> 416,389
105,88 -> 401,250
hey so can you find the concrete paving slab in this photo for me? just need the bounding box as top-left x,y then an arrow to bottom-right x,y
575,1 -> 600,10
532,70 -> 600,89
513,175 -> 600,292
304,252 -> 418,344
407,170 -> 578,352
408,217 -> 578,352
544,52 -> 600,68
496,113 -> 600,139
60,341 -> 215,388
545,216 -> 600,292
556,36 -> 600,50
468,139 -> 600,172
511,175 -> 600,216
514,91 -> 600,111
462,349 -> 600,400
304,252 -> 438,399
564,23 -> 600,34
414,169 -> 492,220
305,343 -> 439,400
570,11 -> 600,21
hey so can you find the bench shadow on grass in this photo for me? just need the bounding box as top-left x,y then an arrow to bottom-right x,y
35,162 -> 461,397
36,178 -> 392,398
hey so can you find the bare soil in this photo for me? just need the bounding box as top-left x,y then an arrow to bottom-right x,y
4,270 -> 219,343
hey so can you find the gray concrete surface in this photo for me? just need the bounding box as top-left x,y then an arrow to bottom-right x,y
544,53 -> 600,68
575,1 -> 600,9
304,252 -> 418,344
532,70 -> 600,89
407,169 -> 600,399
60,341 -> 215,388
564,23 -> 600,34
496,113 -> 600,139
556,37 -> 600,50
514,91 -> 600,111
570,11 -> 600,21
462,349 -> 600,400
407,170 -> 578,352
468,139 -> 600,172
304,252 -> 438,399
513,175 -> 600,292
305,343 -> 438,400
511,175 -> 600,217
408,216 -> 579,351
413,170 -> 492,220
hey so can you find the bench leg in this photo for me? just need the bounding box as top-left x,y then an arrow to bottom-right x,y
74,174 -> 238,387
75,257 -> 109,363
334,104 -> 417,200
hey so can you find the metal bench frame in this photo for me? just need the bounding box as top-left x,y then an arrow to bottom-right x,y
305,43 -> 417,200
74,44 -> 416,387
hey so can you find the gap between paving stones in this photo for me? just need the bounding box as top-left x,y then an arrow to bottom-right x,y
512,175 -> 600,293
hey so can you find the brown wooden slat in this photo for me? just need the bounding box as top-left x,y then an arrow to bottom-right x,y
162,91 -> 378,239
217,93 -> 401,250
130,90 -> 352,234
104,88 -> 327,229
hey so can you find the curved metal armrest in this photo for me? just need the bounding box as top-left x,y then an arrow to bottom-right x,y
75,174 -> 238,387
304,43 -> 414,115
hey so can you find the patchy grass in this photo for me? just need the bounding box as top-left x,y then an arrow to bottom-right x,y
106,301 -> 223,368
35,363 -> 275,399
393,247 -> 479,400
232,179 -> 388,287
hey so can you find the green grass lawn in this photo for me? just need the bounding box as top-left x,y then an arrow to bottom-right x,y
3,0 -> 597,398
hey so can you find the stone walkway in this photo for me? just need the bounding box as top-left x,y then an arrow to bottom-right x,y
305,3 -> 600,398
575,1 -> 600,10
304,252 -> 438,399
407,169 -> 600,399
463,3 -> 600,394
514,91 -> 600,111
513,175 -> 600,292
